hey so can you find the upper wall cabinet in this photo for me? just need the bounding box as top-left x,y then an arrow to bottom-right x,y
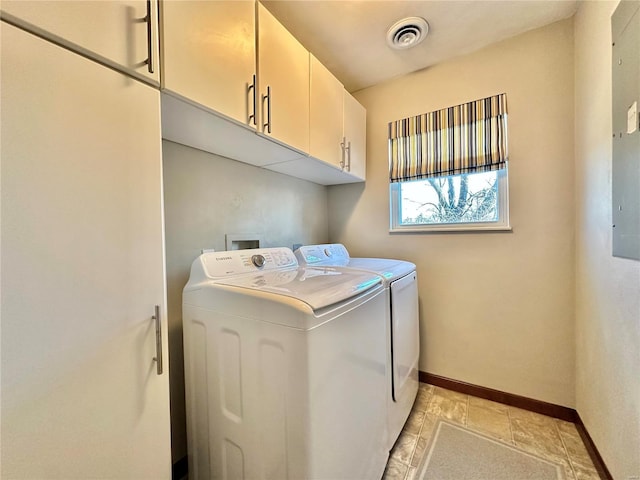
310,54 -> 345,170
257,3 -> 310,154
162,0 -> 257,127
265,86 -> 366,185
0,0 -> 160,84
159,1 -> 366,185
343,92 -> 367,181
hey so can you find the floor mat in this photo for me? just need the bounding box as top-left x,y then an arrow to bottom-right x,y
419,420 -> 563,480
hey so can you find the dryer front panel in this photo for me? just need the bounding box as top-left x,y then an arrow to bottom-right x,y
390,272 -> 420,402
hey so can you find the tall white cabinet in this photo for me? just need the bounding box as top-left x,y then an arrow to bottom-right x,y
0,22 -> 171,479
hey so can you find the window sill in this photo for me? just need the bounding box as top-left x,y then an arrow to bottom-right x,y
389,224 -> 513,234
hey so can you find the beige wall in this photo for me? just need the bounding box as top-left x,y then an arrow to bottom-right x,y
328,19 -> 576,407
574,1 -> 640,478
162,140 -> 328,462
162,8 -> 640,476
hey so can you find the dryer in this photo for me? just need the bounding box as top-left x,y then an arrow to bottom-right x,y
182,247 -> 389,480
294,244 -> 420,450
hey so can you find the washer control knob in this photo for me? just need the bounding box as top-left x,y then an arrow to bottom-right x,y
251,254 -> 266,268
324,248 -> 332,257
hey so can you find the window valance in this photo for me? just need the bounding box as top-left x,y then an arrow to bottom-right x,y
388,93 -> 509,182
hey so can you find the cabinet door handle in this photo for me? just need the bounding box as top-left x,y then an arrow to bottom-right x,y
144,0 -> 154,74
248,74 -> 257,125
262,86 -> 272,134
152,305 -> 163,375
346,140 -> 352,172
340,137 -> 347,170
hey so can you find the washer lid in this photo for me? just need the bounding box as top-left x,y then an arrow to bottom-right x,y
213,266 -> 382,311
346,258 -> 416,283
294,244 -> 415,283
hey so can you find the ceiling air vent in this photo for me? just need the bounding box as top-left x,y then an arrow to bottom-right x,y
386,17 -> 429,50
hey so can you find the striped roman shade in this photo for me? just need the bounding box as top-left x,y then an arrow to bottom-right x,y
388,93 -> 508,182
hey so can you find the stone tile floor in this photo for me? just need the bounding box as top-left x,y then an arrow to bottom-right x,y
383,383 -> 601,480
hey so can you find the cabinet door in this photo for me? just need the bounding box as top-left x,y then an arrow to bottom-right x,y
0,0 -> 159,83
1,24 -> 171,479
257,3 -> 309,153
343,91 -> 367,180
162,0 -> 256,127
310,54 -> 345,169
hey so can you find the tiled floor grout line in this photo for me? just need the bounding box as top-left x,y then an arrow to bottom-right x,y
403,388 -> 433,480
416,391 -> 434,455
555,420 -> 578,480
464,393 -> 470,427
507,406 -> 516,446
404,419 -> 421,479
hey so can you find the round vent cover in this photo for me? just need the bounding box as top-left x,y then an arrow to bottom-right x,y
386,17 -> 429,50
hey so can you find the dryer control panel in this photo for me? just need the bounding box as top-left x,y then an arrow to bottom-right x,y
198,247 -> 298,279
295,243 -> 350,266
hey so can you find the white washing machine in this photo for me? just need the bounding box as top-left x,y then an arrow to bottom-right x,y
295,244 -> 420,450
182,247 -> 389,480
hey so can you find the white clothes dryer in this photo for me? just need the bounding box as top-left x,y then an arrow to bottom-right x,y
182,247 -> 389,480
294,244 -> 420,450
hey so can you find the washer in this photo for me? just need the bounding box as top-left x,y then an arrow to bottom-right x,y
294,243 -> 420,450
182,247 -> 389,480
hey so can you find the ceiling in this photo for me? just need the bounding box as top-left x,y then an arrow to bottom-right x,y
261,0 -> 578,92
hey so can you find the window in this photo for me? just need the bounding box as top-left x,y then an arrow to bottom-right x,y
390,167 -> 510,232
388,93 -> 510,232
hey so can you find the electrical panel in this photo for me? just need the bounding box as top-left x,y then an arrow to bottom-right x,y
612,1 -> 640,260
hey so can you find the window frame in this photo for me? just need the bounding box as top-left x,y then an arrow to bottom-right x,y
389,164 -> 511,233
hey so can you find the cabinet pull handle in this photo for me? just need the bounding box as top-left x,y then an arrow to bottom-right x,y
346,140 -> 352,172
248,74 -> 257,125
152,305 -> 163,375
263,86 -> 272,134
144,0 -> 154,74
340,137 -> 347,170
